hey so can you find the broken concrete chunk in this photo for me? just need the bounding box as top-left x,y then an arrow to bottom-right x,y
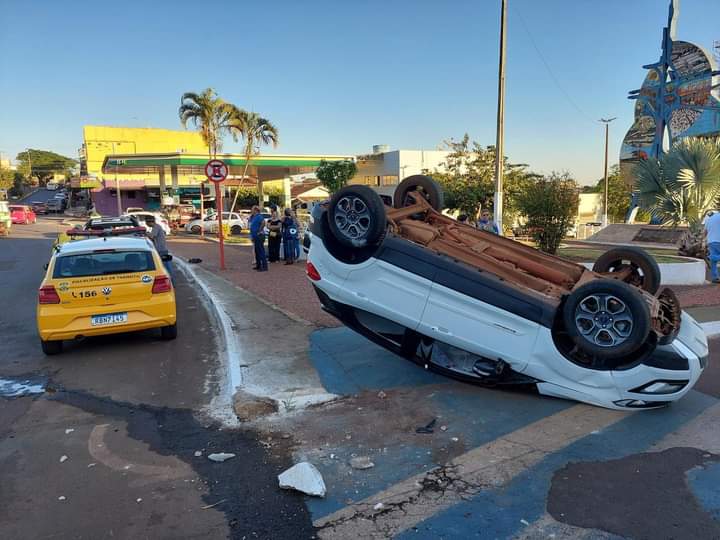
278,462 -> 326,497
349,456 -> 375,470
207,453 -> 236,463
232,390 -> 278,422
194,451 -> 203,457
60,455 -> 68,463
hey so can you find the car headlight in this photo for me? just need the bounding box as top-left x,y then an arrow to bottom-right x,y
629,380 -> 688,395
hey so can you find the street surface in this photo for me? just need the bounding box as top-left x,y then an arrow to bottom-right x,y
3,220 -> 720,539
0,220 -> 314,539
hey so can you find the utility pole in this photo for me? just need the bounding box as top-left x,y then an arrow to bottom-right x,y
493,0 -> 508,233
599,117 -> 616,228
26,148 -> 33,184
112,143 -> 122,216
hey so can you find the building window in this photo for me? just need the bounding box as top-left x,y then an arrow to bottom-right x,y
382,175 -> 399,186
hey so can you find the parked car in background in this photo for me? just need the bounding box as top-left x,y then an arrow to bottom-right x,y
37,236 -> 177,355
55,216 -> 144,250
9,205 -> 37,224
45,182 -> 59,191
125,211 -> 171,235
185,212 -> 247,235
30,201 -> 48,215
46,199 -> 65,213
0,201 -> 11,236
125,207 -> 145,214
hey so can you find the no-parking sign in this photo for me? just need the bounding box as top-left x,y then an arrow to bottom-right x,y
205,159 -> 228,183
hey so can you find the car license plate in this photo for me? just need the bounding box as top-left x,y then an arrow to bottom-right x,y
91,312 -> 128,326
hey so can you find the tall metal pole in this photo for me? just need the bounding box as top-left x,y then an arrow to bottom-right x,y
113,143 -> 122,216
493,0 -> 508,233
600,117 -> 616,227
26,148 -> 33,184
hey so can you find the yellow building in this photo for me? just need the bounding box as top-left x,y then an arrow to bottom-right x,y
81,125 -> 350,215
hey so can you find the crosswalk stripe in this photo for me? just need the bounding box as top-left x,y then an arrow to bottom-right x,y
315,404 -> 628,539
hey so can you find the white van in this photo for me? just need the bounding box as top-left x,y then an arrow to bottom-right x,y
46,182 -> 59,191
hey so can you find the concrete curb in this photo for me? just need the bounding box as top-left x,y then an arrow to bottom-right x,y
580,259 -> 706,286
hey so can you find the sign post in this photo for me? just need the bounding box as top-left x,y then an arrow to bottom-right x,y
205,159 -> 229,270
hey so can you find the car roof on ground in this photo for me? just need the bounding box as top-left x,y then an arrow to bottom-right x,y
89,216 -> 135,223
57,237 -> 152,255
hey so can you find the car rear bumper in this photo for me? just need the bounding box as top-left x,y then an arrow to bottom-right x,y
37,294 -> 176,341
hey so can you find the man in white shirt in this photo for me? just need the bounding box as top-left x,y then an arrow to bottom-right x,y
704,210 -> 720,283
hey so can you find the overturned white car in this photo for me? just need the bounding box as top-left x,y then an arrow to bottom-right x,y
305,176 -> 708,410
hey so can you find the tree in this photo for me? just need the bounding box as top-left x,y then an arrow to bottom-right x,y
228,110 -> 279,212
516,172 -> 579,254
179,88 -> 236,158
315,159 -> 357,195
592,164 -> 632,223
431,134 -> 536,226
0,167 -> 13,191
635,137 -> 720,228
15,149 -> 76,184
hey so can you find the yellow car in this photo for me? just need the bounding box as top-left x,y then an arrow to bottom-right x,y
37,236 -> 177,355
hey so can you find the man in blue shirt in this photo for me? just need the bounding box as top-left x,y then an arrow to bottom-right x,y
249,206 -> 268,271
705,210 -> 720,283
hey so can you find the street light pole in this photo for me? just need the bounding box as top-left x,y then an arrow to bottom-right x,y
112,143 -> 122,217
493,0 -> 508,233
599,117 -> 616,227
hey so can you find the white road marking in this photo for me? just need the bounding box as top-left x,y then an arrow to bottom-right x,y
315,405 -> 629,539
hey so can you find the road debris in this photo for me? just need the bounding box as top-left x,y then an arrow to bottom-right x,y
201,499 -> 226,510
87,463 -> 96,468
58,496 -> 66,501
188,258 -> 202,264
194,450 -> 203,457
136,498 -> 143,503
278,462 -> 326,497
208,453 -> 236,462
60,455 -> 68,463
65,429 -> 74,435
377,390 -> 387,399
350,456 -> 375,470
373,502 -> 384,511
440,425 -> 448,432
416,418 -> 437,434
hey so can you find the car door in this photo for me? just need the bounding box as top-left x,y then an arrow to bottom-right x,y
342,254 -> 433,333
417,269 -> 540,370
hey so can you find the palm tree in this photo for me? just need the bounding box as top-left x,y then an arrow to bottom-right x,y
635,137 -> 720,228
228,109 -> 279,213
179,88 -> 236,158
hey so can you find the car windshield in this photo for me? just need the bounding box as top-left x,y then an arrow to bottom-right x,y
53,250 -> 156,278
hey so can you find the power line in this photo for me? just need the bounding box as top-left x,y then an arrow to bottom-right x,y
512,4 -> 597,124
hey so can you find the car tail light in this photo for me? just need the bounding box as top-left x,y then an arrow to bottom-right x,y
306,261 -> 321,281
39,285 -> 61,304
152,275 -> 172,293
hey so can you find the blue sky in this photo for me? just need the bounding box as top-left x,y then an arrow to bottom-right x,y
0,0 -> 718,184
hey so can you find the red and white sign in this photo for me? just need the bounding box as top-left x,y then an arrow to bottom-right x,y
205,159 -> 228,183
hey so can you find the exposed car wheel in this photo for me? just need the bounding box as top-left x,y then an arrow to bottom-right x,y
190,225 -> 201,234
563,280 -> 650,360
592,247 -> 661,294
393,174 -> 444,211
41,340 -> 63,355
328,185 -> 386,248
230,225 -> 242,235
160,324 -> 177,340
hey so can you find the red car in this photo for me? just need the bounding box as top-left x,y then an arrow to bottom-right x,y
9,205 -> 37,224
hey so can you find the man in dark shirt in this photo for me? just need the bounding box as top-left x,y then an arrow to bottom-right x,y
249,206 -> 268,271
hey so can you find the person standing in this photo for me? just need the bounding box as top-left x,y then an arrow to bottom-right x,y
704,210 -> 720,283
477,209 -> 499,234
282,208 -> 298,265
249,206 -> 268,272
267,208 -> 282,263
145,215 -> 174,283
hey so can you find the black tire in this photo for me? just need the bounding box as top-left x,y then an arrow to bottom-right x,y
160,324 -> 177,340
563,280 -> 651,360
393,175 -> 444,211
41,339 -> 63,355
328,185 -> 386,248
592,247 -> 661,294
190,225 -> 201,234
230,225 -> 242,235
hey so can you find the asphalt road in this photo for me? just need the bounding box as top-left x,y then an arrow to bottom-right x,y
0,221 -> 315,539
19,187 -> 59,204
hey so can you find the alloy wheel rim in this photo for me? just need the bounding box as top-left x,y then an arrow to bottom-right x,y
574,293 -> 634,347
